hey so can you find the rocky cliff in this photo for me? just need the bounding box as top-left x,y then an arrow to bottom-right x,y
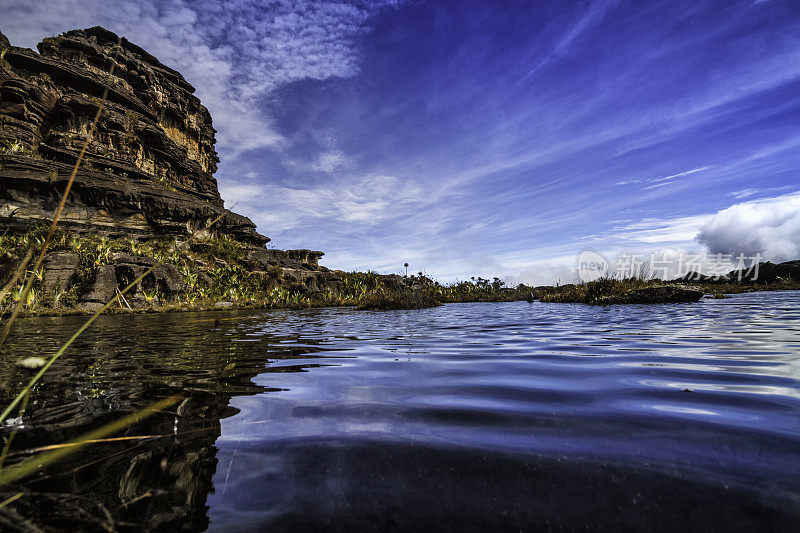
1,27 -> 340,311
0,26 -> 263,244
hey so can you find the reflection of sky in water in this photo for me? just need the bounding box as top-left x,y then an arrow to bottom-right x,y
210,292 -> 800,529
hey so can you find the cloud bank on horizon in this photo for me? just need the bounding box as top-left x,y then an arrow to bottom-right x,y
2,0 -> 799,284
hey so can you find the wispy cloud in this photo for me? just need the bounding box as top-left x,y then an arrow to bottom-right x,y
617,166 -> 712,188
220,173 -> 430,231
728,185 -> 793,199
0,0 -> 402,157
607,215 -> 715,244
523,0 -> 620,80
284,149 -> 352,173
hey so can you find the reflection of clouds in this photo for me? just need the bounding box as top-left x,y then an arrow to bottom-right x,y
651,405 -> 720,416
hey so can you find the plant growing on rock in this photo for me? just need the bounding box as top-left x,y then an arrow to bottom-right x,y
93,237 -> 113,265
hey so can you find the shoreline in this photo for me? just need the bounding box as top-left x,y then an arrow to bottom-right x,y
3,230 -> 799,318
7,284 -> 799,319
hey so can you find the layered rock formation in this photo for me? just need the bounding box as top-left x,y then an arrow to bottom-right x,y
1,27 -> 338,309
0,26 -> 262,243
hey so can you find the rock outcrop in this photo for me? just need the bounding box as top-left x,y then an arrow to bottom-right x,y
0,26 -> 263,244
0,27 -> 340,309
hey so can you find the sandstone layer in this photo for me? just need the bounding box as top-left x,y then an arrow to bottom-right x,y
0,26 -> 262,243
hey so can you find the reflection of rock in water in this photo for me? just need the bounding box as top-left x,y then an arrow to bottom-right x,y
0,310 -> 325,531
5,393 -> 226,530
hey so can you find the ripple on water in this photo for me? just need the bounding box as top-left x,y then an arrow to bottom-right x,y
2,291 -> 799,530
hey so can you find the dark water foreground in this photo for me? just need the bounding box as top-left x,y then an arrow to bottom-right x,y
1,293 -> 799,531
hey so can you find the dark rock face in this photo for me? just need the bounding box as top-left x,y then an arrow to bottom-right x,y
0,26 -> 266,245
42,251 -> 79,291
78,252 -> 186,308
728,260 -> 800,283
1,27 -> 343,309
677,260 -> 800,284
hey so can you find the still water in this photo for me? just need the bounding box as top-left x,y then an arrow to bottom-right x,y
1,292 -> 799,531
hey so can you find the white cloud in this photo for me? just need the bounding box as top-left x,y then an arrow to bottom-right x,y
504,261 -> 580,287
0,0 -> 399,157
616,165 -> 711,188
283,149 -> 352,173
608,214 -> 714,244
220,173 -> 429,231
697,191 -> 800,262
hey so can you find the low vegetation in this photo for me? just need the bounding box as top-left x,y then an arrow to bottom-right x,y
0,229 -> 534,315
537,276 -> 800,304
359,291 -> 442,310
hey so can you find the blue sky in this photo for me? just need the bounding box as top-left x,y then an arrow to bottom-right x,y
3,0 -> 799,283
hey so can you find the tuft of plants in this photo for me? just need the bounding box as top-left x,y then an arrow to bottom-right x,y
359,291 -> 441,310
538,277 -> 656,304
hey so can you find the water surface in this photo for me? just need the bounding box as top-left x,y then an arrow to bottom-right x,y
2,292 -> 799,530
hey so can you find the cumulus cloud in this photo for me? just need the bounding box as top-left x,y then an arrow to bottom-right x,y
697,192 -> 800,262
0,0 -> 400,157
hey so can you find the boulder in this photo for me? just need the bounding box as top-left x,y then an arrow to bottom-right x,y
42,251 -> 79,291
285,249 -> 324,268
80,264 -> 117,304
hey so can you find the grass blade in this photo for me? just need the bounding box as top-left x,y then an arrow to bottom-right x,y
0,492 -> 22,509
0,39 -> 122,347
0,395 -> 181,487
0,210 -> 229,425
0,247 -> 34,311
